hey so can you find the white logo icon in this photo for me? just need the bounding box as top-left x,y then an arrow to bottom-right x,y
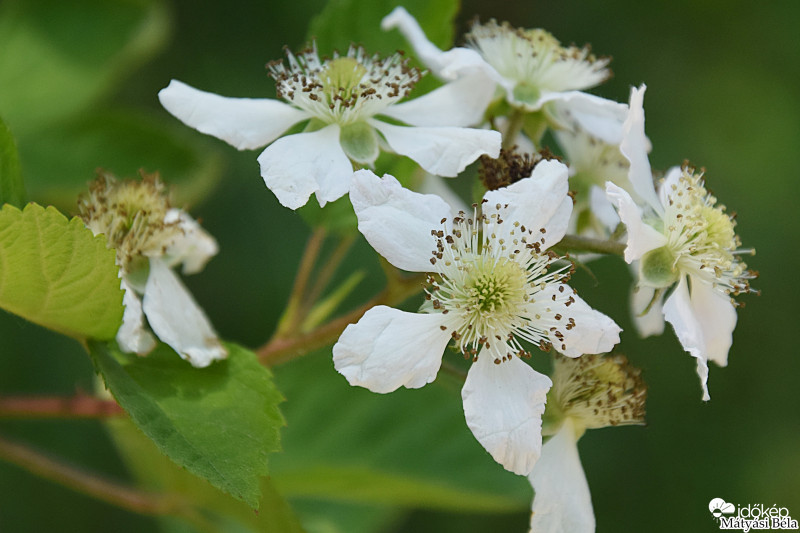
710,498 -> 737,519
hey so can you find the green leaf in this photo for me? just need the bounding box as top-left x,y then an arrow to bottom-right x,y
0,0 -> 169,135
17,110 -> 223,211
307,0 -> 458,56
108,419 -> 305,533
0,117 -> 25,207
0,203 -> 123,339
90,341 -> 285,509
269,352 -> 530,512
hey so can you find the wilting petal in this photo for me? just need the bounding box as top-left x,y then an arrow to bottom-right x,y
371,120 -> 500,177
482,159 -> 571,249
117,279 -> 156,355
333,306 -> 451,393
162,209 -> 218,275
529,419 -> 595,533
383,73 -> 495,128
535,285 -> 621,357
462,354 -> 552,475
350,170 -> 452,272
619,85 -> 662,213
158,80 -> 310,150
605,183 -> 667,263
630,282 -> 666,337
142,259 -> 227,368
541,91 -> 628,146
257,124 -> 353,209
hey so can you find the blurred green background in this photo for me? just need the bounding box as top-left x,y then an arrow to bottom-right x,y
1,0 -> 798,531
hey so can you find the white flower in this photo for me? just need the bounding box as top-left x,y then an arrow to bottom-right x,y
332,161 -> 621,475
159,45 -> 500,210
79,173 -> 227,368
530,354 -> 645,533
605,85 -> 756,400
381,7 -> 628,145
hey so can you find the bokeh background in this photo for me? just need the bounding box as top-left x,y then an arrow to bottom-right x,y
1,0 -> 798,531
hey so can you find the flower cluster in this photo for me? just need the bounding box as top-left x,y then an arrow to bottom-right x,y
142,8 -> 757,532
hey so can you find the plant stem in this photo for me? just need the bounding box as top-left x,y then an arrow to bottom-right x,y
0,395 -> 124,419
554,234 -> 626,256
299,234 -> 355,322
0,434 -> 212,530
502,108 -> 525,150
274,227 -> 327,338
258,271 -> 425,366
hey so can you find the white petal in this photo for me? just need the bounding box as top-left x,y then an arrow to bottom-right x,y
536,285 -> 621,357
332,306 -> 451,393
257,124 -> 353,209
142,259 -> 227,368
371,120 -> 500,177
630,282 -> 666,337
117,279 -> 156,355
350,169 -> 452,272
381,7 -> 495,82
462,354 -> 552,475
540,91 -> 628,146
605,183 -> 667,263
383,73 -> 495,128
162,209 -> 218,275
529,419 -> 595,533
158,80 -> 310,150
482,159 -> 572,249
589,184 -> 619,232
619,85 -> 662,213
688,278 -> 736,368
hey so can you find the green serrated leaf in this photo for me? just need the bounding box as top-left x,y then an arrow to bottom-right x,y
108,418 -> 304,533
0,0 -> 169,136
0,203 -> 123,339
269,352 -> 530,512
0,117 -> 26,208
18,110 -> 223,212
90,341 -> 285,509
308,0 -> 457,56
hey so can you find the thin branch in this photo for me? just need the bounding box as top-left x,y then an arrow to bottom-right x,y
300,234 -> 356,321
274,227 -> 327,338
0,394 -> 124,419
0,434 -> 212,530
258,272 -> 426,366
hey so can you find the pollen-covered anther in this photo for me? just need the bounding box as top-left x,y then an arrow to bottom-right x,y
550,353 -> 647,430
268,44 -> 422,125
78,171 -> 181,272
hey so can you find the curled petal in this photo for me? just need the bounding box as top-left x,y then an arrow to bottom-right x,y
529,419 -> 595,533
535,285 -> 621,357
158,80 -> 310,150
605,183 -> 667,263
619,85 -> 662,213
462,354 -> 552,475
383,73 -> 495,128
162,209 -> 219,275
381,7 -> 495,82
350,170 -> 452,272
257,124 -> 353,209
663,276 -> 736,401
371,120 -> 500,177
482,159 -> 571,249
142,259 -> 227,368
333,306 -> 451,393
117,279 -> 156,355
